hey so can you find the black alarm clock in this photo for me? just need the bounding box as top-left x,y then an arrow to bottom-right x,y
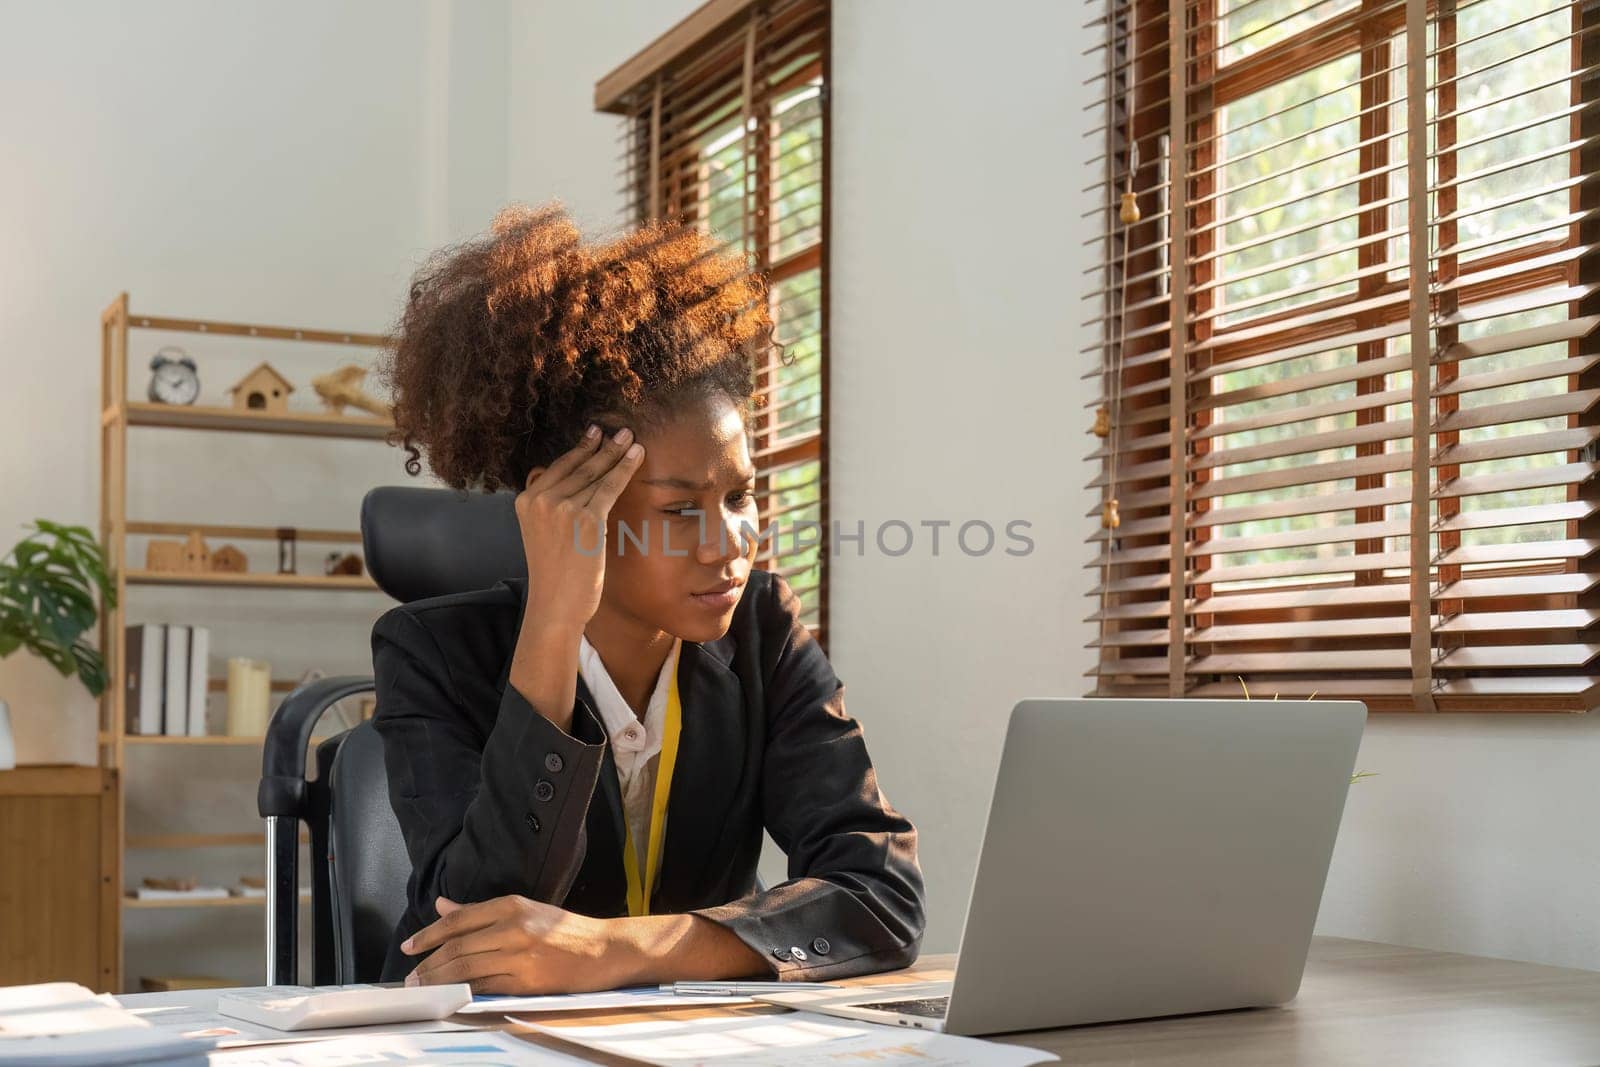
148,346 -> 200,405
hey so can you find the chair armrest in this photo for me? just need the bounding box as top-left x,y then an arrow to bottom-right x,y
257,676 -> 376,819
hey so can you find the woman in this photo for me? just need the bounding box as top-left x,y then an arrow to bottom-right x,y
369,202 -> 925,994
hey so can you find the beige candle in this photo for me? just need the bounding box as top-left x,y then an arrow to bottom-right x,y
227,657 -> 272,737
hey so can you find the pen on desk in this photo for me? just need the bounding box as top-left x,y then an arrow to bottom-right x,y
663,981 -> 842,995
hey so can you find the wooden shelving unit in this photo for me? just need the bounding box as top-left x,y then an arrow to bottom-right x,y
110,735 -> 269,747
127,832 -> 267,849
125,830 -> 308,850
125,570 -> 379,592
120,401 -> 393,440
98,293 -> 392,991
123,890 -> 312,910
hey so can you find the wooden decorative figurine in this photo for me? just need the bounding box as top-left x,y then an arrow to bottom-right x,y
183,530 -> 210,572
312,364 -> 392,419
146,540 -> 185,571
277,528 -> 297,575
228,362 -> 294,414
209,544 -> 247,573
324,551 -> 364,577
143,876 -> 197,892
148,530 -> 222,572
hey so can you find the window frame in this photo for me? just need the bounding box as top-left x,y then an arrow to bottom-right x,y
598,0 -> 833,648
1089,0 -> 1597,711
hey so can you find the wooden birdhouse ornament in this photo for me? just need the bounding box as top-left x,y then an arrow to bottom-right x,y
209,544 -> 248,573
228,362 -> 294,414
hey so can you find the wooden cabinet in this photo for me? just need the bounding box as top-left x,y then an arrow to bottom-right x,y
0,766 -> 119,991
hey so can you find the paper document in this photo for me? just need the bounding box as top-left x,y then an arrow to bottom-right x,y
530,1010 -> 1060,1066
207,1031 -> 593,1065
460,986 -> 751,1015
128,1004 -> 480,1048
0,982 -> 214,1066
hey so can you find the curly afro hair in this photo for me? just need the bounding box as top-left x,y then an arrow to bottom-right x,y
378,201 -> 776,493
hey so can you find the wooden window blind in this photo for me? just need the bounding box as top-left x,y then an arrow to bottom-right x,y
598,0 -> 830,647
1086,0 -> 1600,710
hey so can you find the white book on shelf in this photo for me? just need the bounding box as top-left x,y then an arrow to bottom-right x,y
124,623 -> 166,737
162,624 -> 189,737
185,625 -> 210,737
130,886 -> 228,900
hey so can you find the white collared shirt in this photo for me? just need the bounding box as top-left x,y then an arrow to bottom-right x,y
577,633 -> 683,881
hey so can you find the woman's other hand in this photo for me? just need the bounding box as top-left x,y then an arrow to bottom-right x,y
401,895 -> 615,994
400,894 -> 770,993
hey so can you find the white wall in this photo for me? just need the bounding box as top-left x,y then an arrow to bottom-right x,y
0,0 -> 509,763
824,1 -> 1091,956
506,0 -> 695,234
1318,714 -> 1600,970
0,0 -> 503,986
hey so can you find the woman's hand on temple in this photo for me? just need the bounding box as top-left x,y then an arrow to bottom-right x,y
515,424 -> 645,634
506,424 -> 644,733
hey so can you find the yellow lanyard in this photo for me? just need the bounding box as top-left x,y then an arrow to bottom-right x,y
621,644 -> 683,917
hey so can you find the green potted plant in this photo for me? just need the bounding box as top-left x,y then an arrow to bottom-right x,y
0,520 -> 117,769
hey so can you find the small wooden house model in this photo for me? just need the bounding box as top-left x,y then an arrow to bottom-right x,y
183,531 -> 210,572
210,544 -> 248,573
228,362 -> 294,414
146,540 -> 185,571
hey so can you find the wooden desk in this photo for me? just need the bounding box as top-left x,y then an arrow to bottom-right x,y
963,937 -> 1600,1066
515,938 -> 1600,1066
116,937 -> 1600,1065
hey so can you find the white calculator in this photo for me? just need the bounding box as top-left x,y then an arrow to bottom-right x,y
215,983 -> 472,1031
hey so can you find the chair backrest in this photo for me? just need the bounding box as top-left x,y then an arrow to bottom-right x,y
361,485 -> 525,604
327,720 -> 411,983
261,486 -> 525,985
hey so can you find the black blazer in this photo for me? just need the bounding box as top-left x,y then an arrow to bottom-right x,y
369,567 -> 925,984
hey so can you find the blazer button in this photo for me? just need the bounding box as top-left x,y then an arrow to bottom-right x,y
525,813 -> 541,833
544,752 -> 564,774
534,779 -> 555,802
789,946 -> 809,962
811,937 -> 831,955
772,947 -> 793,963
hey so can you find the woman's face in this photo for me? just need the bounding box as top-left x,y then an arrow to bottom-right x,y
600,391 -> 760,643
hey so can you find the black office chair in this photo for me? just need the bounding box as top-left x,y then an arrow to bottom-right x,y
257,485 -> 525,984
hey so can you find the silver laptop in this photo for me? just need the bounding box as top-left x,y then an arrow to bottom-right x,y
757,697 -> 1365,1035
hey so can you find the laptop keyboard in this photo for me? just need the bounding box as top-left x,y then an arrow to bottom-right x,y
854,995 -> 951,1019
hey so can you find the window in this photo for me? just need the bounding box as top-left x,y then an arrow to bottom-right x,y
1087,0 -> 1599,710
598,0 -> 831,646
